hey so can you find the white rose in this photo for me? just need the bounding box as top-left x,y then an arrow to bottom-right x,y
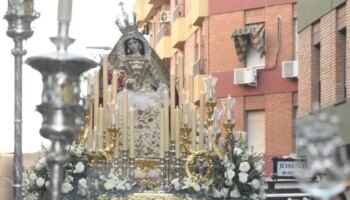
254,161 -> 264,172
225,169 -> 235,180
225,179 -> 233,186
78,178 -> 87,188
234,147 -> 242,156
29,173 -> 37,181
239,172 -> 248,183
250,179 -> 260,189
182,178 -> 191,189
125,182 -> 131,190
225,162 -> 235,171
73,162 -> 85,173
116,182 -> 126,190
45,181 -> 50,189
213,189 -> 221,198
250,193 -> 258,200
35,177 -> 45,188
35,157 -> 46,170
239,161 -> 251,172
220,187 -> 229,197
302,198 -> 309,200
104,180 -> 115,190
61,182 -> 73,194
230,187 -> 241,198
75,147 -> 84,157
65,175 -> 73,183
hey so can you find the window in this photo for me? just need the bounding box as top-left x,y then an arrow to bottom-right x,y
232,23 -> 265,68
336,29 -> 347,101
312,22 -> 321,108
247,110 -> 265,154
246,42 -> 265,68
294,19 -> 298,60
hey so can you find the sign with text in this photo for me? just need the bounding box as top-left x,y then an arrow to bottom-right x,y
272,157 -> 307,180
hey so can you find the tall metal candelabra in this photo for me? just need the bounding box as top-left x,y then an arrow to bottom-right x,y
4,1 -> 39,199
25,2 -> 97,199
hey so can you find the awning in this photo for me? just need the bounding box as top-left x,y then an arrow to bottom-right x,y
231,24 -> 265,64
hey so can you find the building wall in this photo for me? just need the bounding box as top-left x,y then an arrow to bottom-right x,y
298,2 -> 349,117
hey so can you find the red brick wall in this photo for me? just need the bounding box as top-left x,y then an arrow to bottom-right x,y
320,10 -> 337,107
299,4 -> 350,116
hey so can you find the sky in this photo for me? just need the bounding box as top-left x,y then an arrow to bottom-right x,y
0,0 -> 135,153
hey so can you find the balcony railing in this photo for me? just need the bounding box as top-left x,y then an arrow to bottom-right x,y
193,58 -> 206,75
157,23 -> 171,43
172,3 -> 185,22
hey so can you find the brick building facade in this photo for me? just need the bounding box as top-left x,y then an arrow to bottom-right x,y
134,0 -> 298,173
298,0 -> 350,144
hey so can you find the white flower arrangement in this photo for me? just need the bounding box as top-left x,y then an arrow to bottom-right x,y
170,177 -> 213,194
209,133 -> 266,200
23,145 -> 89,199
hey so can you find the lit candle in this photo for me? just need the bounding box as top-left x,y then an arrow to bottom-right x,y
159,109 -> 165,158
204,74 -> 218,102
191,105 -> 196,150
182,101 -> 191,126
189,73 -> 194,103
93,70 -> 99,127
223,95 -> 236,121
102,54 -> 108,107
178,56 -> 184,106
199,91 -> 205,150
112,70 -> 118,103
170,73 -> 176,141
57,0 -> 72,22
129,107 -> 135,158
181,89 -> 186,107
163,89 -> 169,151
122,88 -> 128,150
175,107 -> 180,158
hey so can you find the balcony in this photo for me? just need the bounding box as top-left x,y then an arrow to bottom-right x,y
134,0 -> 158,26
149,0 -> 169,7
171,4 -> 186,49
190,0 -> 208,26
155,24 -> 171,59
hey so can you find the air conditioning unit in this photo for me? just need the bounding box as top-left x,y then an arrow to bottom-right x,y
234,68 -> 257,86
159,11 -> 170,23
282,61 -> 298,78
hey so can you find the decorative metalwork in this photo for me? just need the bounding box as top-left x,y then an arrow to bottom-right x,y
25,1 -> 97,198
86,126 -> 120,167
295,107 -> 350,200
4,1 -> 39,199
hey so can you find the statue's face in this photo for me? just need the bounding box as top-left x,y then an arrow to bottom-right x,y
127,38 -> 140,54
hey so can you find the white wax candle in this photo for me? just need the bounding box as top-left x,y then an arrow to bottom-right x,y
189,74 -> 194,103
92,126 -> 98,151
170,73 -> 176,141
199,91 -> 205,150
93,70 -> 99,127
57,0 -> 72,22
175,107 -> 180,158
178,56 -> 184,106
102,54 -> 108,107
163,90 -> 169,151
112,70 -> 118,103
129,107 -> 135,158
159,109 -> 165,158
122,89 -> 128,150
114,104 -> 119,158
191,105 -> 196,150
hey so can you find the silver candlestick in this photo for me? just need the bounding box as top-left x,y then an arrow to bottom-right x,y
122,150 -> 128,177
113,158 -> 119,175
129,158 -> 135,179
174,158 -> 181,179
25,1 -> 97,198
163,151 -> 170,189
4,1 -> 39,199
159,157 -> 166,189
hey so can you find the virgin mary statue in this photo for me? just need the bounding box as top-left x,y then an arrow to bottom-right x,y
108,11 -> 169,158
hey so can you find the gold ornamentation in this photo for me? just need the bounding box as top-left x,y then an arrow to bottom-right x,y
223,120 -> 235,150
185,150 -> 212,180
87,126 -> 120,167
180,125 -> 192,154
98,193 -> 187,200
